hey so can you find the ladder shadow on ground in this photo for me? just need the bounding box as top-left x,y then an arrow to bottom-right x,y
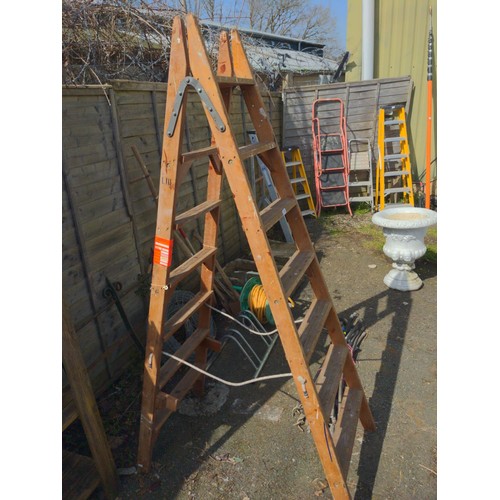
339,288 -> 414,499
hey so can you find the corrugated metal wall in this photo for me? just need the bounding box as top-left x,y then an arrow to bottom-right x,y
346,0 -> 437,192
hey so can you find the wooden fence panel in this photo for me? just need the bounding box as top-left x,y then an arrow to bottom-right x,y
63,87 -> 146,427
62,80 -> 282,426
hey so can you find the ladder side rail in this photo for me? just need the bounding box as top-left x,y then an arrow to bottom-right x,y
399,107 -> 415,206
194,31 -> 235,394
376,108 -> 385,210
312,116 -> 323,215
138,16 -> 190,471
367,139 -> 374,211
231,30 -> 373,430
340,104 -> 352,216
225,26 -> 359,496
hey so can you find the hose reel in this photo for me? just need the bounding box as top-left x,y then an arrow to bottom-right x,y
239,276 -> 294,326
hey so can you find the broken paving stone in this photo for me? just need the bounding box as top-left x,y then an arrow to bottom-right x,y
178,382 -> 229,417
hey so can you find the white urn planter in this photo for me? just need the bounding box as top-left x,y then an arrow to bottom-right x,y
372,207 -> 437,291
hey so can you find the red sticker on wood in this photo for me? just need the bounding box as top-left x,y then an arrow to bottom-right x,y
153,237 -> 174,267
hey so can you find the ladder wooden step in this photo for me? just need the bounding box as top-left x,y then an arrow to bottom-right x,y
285,161 -> 302,167
163,290 -> 213,342
384,136 -> 405,142
260,197 -> 296,231
216,75 -> 255,87
239,141 -> 276,161
290,177 -> 306,184
279,250 -> 315,298
155,367 -> 202,412
333,387 -> 364,478
316,343 -> 349,417
169,247 -> 217,288
175,199 -> 221,225
182,145 -> 218,162
298,299 -> 332,361
159,327 -> 210,388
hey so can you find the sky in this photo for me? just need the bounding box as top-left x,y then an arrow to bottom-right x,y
217,0 -> 348,50
319,0 -> 347,50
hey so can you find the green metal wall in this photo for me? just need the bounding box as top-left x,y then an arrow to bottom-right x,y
346,0 -> 437,192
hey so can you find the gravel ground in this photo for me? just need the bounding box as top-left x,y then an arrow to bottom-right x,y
66,210 -> 437,499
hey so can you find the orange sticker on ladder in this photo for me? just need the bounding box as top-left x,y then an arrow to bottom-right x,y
153,237 -> 174,268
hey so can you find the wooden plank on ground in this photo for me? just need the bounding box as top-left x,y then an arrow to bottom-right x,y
62,450 -> 100,500
63,300 -> 118,500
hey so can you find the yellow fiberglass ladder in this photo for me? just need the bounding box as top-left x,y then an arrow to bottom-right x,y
137,15 -> 375,500
375,105 -> 415,210
281,146 -> 316,218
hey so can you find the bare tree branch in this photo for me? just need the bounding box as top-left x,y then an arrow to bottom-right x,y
62,0 -> 341,86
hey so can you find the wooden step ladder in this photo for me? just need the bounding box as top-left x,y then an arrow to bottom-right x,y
282,146 -> 317,218
137,15 -> 375,499
375,105 -> 415,210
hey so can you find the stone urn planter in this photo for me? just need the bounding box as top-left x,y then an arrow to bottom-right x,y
372,207 -> 437,291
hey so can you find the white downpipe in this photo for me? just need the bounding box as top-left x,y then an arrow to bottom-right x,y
362,0 -> 375,80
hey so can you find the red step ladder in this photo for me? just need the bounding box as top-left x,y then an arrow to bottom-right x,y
312,98 -> 352,216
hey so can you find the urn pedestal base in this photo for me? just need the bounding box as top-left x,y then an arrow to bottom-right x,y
383,263 -> 422,291
372,207 -> 437,292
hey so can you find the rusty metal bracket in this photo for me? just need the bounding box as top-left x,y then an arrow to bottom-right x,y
166,77 -> 226,137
